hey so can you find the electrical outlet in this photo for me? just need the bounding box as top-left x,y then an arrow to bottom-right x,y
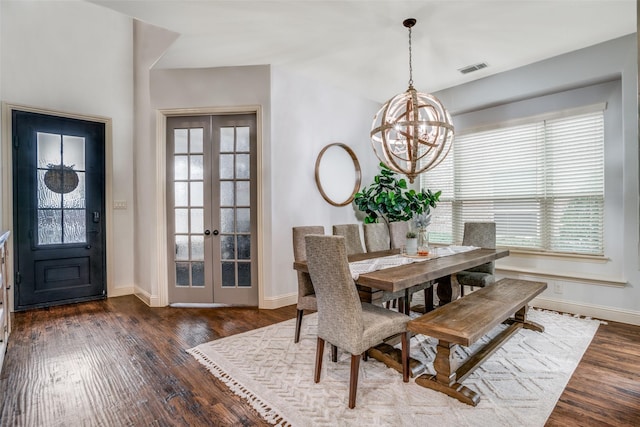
113,200 -> 127,210
553,283 -> 563,294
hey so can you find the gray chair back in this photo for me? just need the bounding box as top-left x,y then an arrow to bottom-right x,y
388,221 -> 409,249
305,234 -> 364,354
462,222 -> 496,274
293,226 -> 324,301
363,223 -> 390,252
332,224 -> 365,255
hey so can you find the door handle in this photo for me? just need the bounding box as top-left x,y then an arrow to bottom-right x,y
213,229 -> 219,236
204,230 -> 211,236
93,211 -> 100,223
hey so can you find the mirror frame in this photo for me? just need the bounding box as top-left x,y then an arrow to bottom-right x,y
314,143 -> 362,207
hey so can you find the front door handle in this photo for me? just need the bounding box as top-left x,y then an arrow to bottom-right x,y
213,229 -> 219,236
204,230 -> 211,236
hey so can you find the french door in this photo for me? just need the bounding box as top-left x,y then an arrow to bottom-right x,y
12,110 -> 106,310
166,114 -> 258,306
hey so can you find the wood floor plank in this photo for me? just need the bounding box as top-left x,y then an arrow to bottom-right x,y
0,296 -> 638,426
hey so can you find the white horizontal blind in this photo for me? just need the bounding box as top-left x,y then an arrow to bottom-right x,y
421,110 -> 604,255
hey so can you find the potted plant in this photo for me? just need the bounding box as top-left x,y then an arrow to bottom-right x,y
354,163 -> 441,247
405,231 -> 418,255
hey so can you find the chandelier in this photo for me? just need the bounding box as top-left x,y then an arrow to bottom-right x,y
370,18 -> 454,183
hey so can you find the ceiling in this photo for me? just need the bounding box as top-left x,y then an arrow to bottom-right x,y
91,0 -> 636,103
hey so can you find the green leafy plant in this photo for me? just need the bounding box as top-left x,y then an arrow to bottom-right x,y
354,163 -> 441,225
406,231 -> 417,238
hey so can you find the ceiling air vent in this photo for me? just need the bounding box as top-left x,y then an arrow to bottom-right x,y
458,62 -> 488,75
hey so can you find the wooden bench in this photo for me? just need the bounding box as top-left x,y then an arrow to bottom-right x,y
407,278 -> 547,406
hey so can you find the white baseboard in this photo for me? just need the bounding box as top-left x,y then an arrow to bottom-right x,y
132,286 -> 164,307
107,286 -> 135,298
532,296 -> 640,326
261,292 -> 297,309
127,285 -> 296,309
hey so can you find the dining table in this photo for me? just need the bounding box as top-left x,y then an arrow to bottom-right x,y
293,246 -> 509,306
292,245 -> 510,376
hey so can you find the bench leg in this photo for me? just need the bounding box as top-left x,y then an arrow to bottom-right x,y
414,340 -> 480,406
507,305 -> 545,333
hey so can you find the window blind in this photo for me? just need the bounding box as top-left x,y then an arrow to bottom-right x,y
421,109 -> 605,255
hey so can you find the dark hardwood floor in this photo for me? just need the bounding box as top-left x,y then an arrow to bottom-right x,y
0,295 -> 638,426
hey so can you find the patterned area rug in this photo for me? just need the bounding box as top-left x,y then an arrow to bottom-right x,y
188,309 -> 599,426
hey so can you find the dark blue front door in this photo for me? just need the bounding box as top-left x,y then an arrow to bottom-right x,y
12,110 -> 106,310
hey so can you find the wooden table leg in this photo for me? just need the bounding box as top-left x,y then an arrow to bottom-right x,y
414,340 -> 480,406
435,275 -> 460,305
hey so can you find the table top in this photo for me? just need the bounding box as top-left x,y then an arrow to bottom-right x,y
293,247 -> 509,293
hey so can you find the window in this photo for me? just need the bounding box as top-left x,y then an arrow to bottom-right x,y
421,106 -> 605,256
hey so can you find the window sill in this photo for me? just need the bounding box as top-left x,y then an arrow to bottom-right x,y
505,248 -> 610,263
495,265 -> 627,288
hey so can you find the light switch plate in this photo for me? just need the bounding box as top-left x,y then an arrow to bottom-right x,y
113,200 -> 127,210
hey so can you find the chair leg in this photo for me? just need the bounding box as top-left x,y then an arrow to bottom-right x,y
460,285 -> 465,297
401,331 -> 410,383
403,290 -> 410,314
424,287 -> 433,312
331,344 -> 338,362
294,309 -> 304,343
348,354 -> 361,409
315,337 -> 325,383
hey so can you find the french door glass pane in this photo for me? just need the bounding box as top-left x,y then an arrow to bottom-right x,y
174,129 -> 188,153
238,262 -> 251,287
173,127 -> 207,288
221,262 -> 235,286
218,125 -> 252,289
236,181 -> 250,206
220,181 -> 234,206
220,127 -> 234,152
236,127 -> 250,151
192,262 -> 205,287
176,262 -> 189,286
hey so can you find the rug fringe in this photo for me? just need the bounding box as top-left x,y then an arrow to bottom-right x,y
532,307 -> 608,325
186,347 -> 291,426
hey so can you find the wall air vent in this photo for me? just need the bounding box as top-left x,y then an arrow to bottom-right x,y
458,62 -> 488,74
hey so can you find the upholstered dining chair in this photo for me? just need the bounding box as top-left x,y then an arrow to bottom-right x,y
292,226 -> 324,343
362,222 -> 390,252
304,234 -> 410,409
332,224 -> 365,255
388,221 -> 409,250
456,222 -> 496,296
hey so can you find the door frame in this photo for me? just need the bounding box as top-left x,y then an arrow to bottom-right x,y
156,106 -> 264,308
1,102 -> 115,313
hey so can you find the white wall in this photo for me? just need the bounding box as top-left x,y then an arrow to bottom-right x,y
132,20 -> 179,305
269,66 -> 380,306
0,1 -> 135,297
435,35 -> 640,324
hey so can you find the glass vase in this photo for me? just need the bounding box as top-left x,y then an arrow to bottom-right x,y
417,227 -> 430,256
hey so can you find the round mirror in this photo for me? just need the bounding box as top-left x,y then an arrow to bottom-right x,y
314,143 -> 362,207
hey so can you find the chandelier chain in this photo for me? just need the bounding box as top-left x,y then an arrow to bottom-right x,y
408,26 -> 413,87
